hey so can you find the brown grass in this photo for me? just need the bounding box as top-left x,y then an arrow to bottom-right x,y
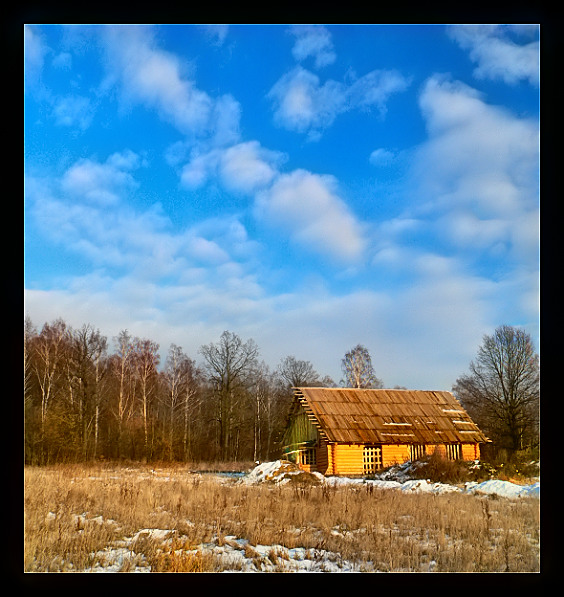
24,463 -> 540,572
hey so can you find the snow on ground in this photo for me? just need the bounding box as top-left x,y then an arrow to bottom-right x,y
244,460 -> 540,499
86,525 -> 371,573
465,479 -> 540,498
187,536 -> 371,572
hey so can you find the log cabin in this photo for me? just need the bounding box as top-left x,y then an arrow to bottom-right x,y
282,387 -> 489,476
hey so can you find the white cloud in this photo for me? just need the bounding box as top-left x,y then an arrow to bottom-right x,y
255,169 -> 366,262
52,94 -> 95,130
268,66 -> 409,140
219,142 -> 284,193
448,25 -> 539,86
268,67 -> 345,139
180,150 -> 220,188
180,141 -> 284,194
376,75 -> 540,357
28,152 -> 261,282
438,211 -> 510,251
407,76 -> 540,312
289,25 -> 336,68
209,94 -> 241,147
103,26 -> 241,141
347,69 -> 411,112
414,76 -> 539,227
61,150 -> 142,205
369,148 -> 395,166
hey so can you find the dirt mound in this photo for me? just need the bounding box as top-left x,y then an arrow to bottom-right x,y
245,460 -> 323,485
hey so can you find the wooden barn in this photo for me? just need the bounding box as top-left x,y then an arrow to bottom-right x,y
282,387 -> 489,476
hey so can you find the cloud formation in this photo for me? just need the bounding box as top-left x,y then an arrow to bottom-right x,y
103,26 -> 241,143
51,95 -> 95,130
448,25 -> 539,86
255,169 -> 366,262
181,141 -> 284,194
289,25 -> 336,68
27,151 -> 258,281
414,76 -> 539,237
269,66 -> 410,140
375,75 -> 539,337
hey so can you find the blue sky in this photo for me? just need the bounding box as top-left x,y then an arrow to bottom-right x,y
24,24 -> 540,389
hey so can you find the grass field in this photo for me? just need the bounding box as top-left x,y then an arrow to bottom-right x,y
24,463 -> 540,572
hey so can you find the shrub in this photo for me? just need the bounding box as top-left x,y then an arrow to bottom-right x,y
411,453 -> 470,484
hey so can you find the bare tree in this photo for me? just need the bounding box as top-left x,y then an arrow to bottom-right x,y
250,361 -> 276,462
199,331 -> 259,460
180,358 -> 201,462
341,344 -> 383,389
453,325 -> 539,455
162,344 -> 187,459
131,338 -> 160,460
31,318 -> 68,434
24,316 -> 36,408
111,330 -> 135,457
67,324 -> 108,459
277,356 -> 320,388
91,339 -> 109,459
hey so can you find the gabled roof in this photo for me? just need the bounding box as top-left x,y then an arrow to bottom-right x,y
291,387 -> 489,445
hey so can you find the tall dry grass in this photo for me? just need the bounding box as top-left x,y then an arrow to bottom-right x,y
24,463 -> 540,572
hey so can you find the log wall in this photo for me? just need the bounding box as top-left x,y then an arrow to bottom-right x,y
461,442 -> 480,460
330,443 -> 365,476
381,444 -> 410,468
314,442 -> 482,476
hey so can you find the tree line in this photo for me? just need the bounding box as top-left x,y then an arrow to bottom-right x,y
24,316 -> 539,465
23,317 -> 339,465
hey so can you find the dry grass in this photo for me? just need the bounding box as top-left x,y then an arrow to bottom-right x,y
24,463 -> 540,572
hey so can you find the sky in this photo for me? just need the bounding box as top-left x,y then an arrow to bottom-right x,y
24,24 -> 540,390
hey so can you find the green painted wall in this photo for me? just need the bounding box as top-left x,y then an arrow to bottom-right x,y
283,410 -> 318,461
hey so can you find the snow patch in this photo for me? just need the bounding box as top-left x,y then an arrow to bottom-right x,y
465,480 -> 540,499
245,461 -> 540,499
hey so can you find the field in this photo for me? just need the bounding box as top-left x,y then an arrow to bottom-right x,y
24,462 -> 540,573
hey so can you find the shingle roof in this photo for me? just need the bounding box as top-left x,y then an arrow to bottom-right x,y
293,387 -> 489,445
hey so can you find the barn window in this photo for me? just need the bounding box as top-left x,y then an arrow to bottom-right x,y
300,448 -> 316,465
446,443 -> 462,460
409,444 -> 427,461
363,445 -> 382,473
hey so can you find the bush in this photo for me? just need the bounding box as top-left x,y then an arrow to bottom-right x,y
411,453 -> 471,484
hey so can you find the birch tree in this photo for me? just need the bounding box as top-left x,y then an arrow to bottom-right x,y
161,344 -> 199,459
180,357 -> 201,461
31,318 -> 68,434
131,338 -> 160,459
341,344 -> 383,389
112,330 -> 135,457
